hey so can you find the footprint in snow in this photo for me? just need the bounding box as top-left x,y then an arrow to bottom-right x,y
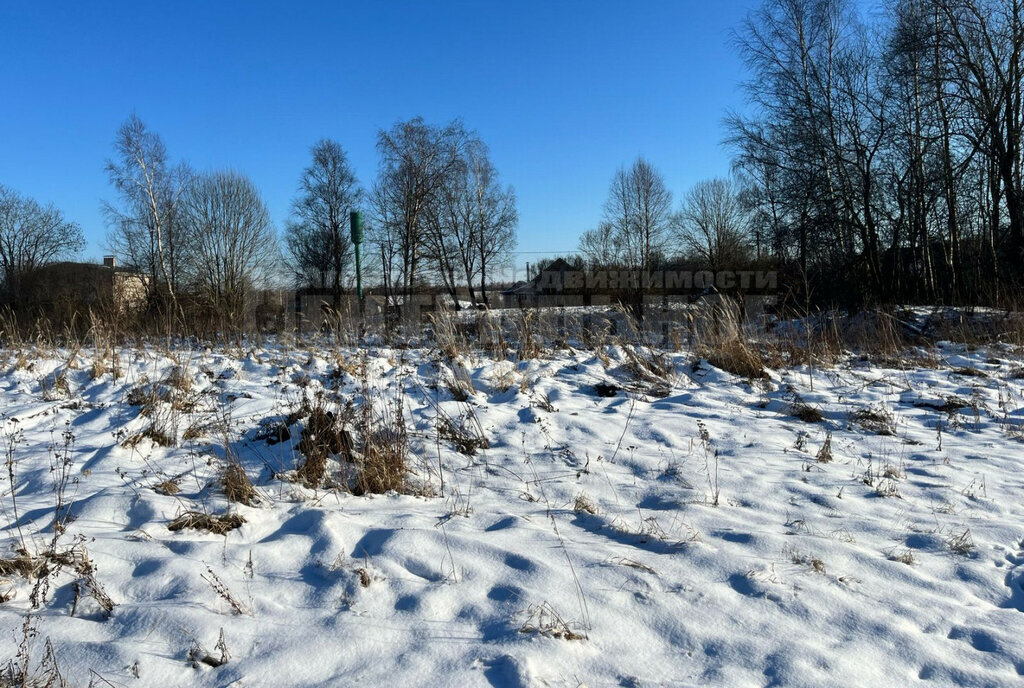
1000,540 -> 1024,613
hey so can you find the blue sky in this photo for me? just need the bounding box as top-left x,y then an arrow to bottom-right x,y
0,1 -> 757,274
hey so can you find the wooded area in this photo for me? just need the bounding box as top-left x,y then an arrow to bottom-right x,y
3,0 -> 1024,333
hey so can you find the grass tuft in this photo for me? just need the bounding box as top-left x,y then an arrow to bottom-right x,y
702,339 -> 768,380
518,602 -> 584,640
167,511 -> 245,535
852,406 -> 895,435
792,403 -> 824,423
815,431 -> 833,463
222,461 -> 258,506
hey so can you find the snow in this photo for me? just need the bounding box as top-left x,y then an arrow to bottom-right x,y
2,337 -> 1024,686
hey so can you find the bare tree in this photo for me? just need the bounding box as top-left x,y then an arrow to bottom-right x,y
578,158 -> 672,272
420,132 -> 517,308
934,0 -> 1024,278
284,139 -> 362,307
578,221 -> 622,268
0,185 -> 84,299
422,142 -> 471,306
603,157 -> 673,272
675,178 -> 752,269
464,139 -> 517,306
103,115 -> 192,309
180,171 -> 278,331
575,158 -> 672,314
727,0 -> 1024,305
371,117 -> 465,305
579,160 -> 672,270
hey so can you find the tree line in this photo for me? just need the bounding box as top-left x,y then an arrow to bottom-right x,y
728,0 -> 1024,306
567,0 -> 1024,310
575,159 -> 758,277
0,114 -> 518,330
6,0 -> 1024,324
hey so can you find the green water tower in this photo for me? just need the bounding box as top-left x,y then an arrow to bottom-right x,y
349,210 -> 364,304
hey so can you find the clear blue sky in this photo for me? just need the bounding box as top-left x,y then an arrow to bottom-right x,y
0,0 -> 757,275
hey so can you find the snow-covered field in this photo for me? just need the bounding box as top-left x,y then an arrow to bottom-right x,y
2,335 -> 1024,686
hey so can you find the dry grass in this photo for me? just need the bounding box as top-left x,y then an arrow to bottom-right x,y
610,556 -> 656,574
915,396 -> 970,414
572,493 -> 598,515
874,477 -> 902,498
121,420 -> 176,448
888,549 -> 916,565
89,355 -> 109,379
837,309 -> 906,358
790,552 -> 827,574
792,403 -> 824,423
429,310 -> 472,360
188,629 -> 231,669
222,461 -> 258,506
852,406 -> 896,435
621,343 -> 674,397
440,362 -> 475,401
946,528 -> 975,556
347,364 -> 415,496
476,311 -> 509,360
0,543 -> 115,618
182,422 -> 208,441
688,298 -> 769,380
295,398 -> 353,489
126,376 -> 195,418
2,636 -> 69,688
41,368 -> 71,400
701,339 -> 768,380
201,566 -> 248,615
815,431 -> 833,463
437,415 -> 489,456
164,364 -> 193,393
126,380 -> 162,411
951,366 -> 988,378
167,511 -> 245,535
512,309 -> 544,360
353,426 -> 409,495
0,551 -> 44,578
152,479 -> 181,496
518,602 -> 584,640
286,368 -> 415,496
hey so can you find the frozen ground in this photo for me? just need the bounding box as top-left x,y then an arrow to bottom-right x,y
2,337 -> 1024,686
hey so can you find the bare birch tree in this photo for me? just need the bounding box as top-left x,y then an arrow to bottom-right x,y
103,114 -> 191,310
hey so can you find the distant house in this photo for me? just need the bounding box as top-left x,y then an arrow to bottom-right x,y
501,280 -> 533,308
18,256 -> 149,317
501,258 -> 589,308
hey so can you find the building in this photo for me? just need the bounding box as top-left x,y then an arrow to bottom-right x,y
18,257 -> 149,317
501,258 -> 591,308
